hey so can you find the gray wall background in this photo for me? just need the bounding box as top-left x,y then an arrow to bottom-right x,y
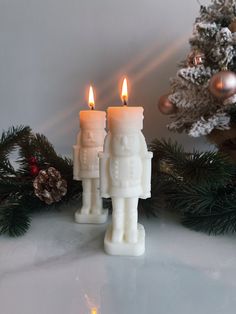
0,0 -> 212,155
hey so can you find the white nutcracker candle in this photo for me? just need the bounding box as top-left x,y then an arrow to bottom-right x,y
73,86 -> 108,224
99,78 -> 153,256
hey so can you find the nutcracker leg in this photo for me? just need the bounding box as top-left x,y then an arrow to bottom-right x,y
104,196 -> 144,256
81,179 -> 92,214
91,178 -> 103,214
124,198 -> 138,243
111,197 -> 124,243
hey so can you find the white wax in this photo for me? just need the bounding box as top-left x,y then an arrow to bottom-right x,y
73,110 -> 108,224
99,106 -> 153,256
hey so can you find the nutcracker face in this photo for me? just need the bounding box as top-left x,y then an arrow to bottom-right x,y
81,129 -> 104,148
111,132 -> 140,157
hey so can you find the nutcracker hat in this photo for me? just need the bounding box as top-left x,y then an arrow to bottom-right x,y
108,106 -> 144,132
79,110 -> 106,129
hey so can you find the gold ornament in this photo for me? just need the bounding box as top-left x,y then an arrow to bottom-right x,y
229,19 -> 236,33
209,70 -> 236,100
187,50 -> 205,67
33,167 -> 67,205
158,94 -> 177,115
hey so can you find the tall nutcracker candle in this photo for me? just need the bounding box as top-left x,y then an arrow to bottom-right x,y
73,86 -> 108,224
99,78 -> 153,256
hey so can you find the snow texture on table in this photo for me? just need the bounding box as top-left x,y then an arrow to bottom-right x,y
0,205 -> 236,314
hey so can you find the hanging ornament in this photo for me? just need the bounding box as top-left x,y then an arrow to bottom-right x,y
209,70 -> 236,100
228,19 -> 236,33
158,94 -> 177,115
187,50 -> 205,67
33,167 -> 67,205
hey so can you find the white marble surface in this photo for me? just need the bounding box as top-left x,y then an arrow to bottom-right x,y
1,206 -> 236,314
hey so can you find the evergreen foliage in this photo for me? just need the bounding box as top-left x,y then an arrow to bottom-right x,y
147,138 -> 236,235
0,126 -> 82,237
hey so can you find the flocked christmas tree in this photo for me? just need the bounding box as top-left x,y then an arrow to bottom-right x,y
158,0 -> 236,159
153,0 -> 236,235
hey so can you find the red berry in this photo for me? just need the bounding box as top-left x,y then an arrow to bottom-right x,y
29,156 -> 37,164
30,165 -> 39,176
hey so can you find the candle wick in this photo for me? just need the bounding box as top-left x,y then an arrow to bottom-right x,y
123,99 -> 128,106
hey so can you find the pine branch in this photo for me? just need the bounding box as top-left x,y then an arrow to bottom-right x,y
0,159 -> 16,177
140,173 -> 178,216
0,126 -> 31,176
181,151 -> 235,186
0,202 -> 31,237
148,138 -> 236,235
18,133 -> 73,177
151,139 -> 235,186
0,125 -> 83,237
163,181 -> 236,235
150,139 -> 185,165
0,126 -> 31,157
183,207 -> 236,235
18,132 -> 81,201
167,183 -> 226,214
0,178 -> 32,197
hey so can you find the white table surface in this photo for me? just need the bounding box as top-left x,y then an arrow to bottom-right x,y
1,205 -> 236,314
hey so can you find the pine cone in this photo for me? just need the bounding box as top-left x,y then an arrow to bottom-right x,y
33,167 -> 67,205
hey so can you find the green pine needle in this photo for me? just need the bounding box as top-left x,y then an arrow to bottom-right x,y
183,208 -> 236,235
150,139 -> 235,186
0,126 -> 31,157
0,126 -> 31,177
181,151 -> 235,186
146,138 -> 236,235
0,125 -> 82,237
0,203 -> 31,237
150,138 -> 185,166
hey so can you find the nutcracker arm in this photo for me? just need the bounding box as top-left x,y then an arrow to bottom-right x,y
140,151 -> 153,199
139,132 -> 153,199
73,132 -> 81,181
98,132 -> 111,198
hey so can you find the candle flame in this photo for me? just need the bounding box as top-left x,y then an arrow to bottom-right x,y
91,308 -> 98,314
88,85 -> 95,110
121,77 -> 128,105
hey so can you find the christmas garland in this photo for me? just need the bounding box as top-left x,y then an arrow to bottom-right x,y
0,126 -> 82,236
145,139 -> 236,235
1,126 -> 236,237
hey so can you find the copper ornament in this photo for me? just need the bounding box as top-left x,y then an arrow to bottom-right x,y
209,70 -> 236,100
158,94 -> 177,115
187,50 -> 205,67
229,19 -> 236,33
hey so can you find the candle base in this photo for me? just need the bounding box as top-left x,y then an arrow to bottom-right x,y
75,209 -> 108,224
104,224 -> 145,256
